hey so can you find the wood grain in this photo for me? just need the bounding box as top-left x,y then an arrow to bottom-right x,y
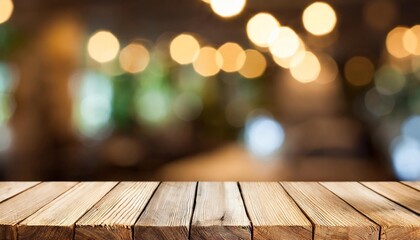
191,182 -> 251,240
402,181 -> 420,191
322,182 -> 420,240
135,182 -> 197,240
281,182 -> 379,240
362,182 -> 420,214
75,182 -> 159,240
0,182 -> 77,240
0,182 -> 39,203
239,182 -> 312,240
18,182 -> 117,240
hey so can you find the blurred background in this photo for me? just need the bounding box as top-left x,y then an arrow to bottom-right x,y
0,0 -> 419,181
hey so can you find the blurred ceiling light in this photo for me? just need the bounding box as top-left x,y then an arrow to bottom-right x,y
170,34 -> 200,65
173,92 -> 203,122
87,31 -> 120,63
364,88 -> 395,116
404,25 -> 420,55
374,66 -> 406,95
344,56 -> 375,86
193,46 -> 222,77
315,53 -> 338,84
268,27 -> 300,58
246,13 -> 280,47
363,0 -> 398,31
239,49 -> 266,79
272,39 -> 306,69
391,136 -> 420,180
201,0 -> 210,3
290,51 -> 321,83
210,0 -> 246,18
119,43 -> 150,73
302,2 -> 337,36
244,115 -> 285,158
0,0 -> 13,24
386,27 -> 411,58
217,42 -> 246,72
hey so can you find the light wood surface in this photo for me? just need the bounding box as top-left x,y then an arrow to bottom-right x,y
0,182 -> 39,203
0,181 -> 417,239
135,182 -> 197,240
362,182 -> 420,214
281,182 -> 380,240
240,182 -> 312,240
18,182 -> 117,240
76,182 -> 159,240
322,182 -> 420,240
0,182 -> 77,240
402,181 -> 420,191
191,182 -> 251,240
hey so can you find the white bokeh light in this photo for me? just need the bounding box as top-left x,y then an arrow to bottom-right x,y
391,137 -> 420,180
244,115 -> 285,158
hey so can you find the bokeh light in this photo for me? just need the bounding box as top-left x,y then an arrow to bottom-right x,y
391,136 -> 420,180
193,46 -> 222,77
315,53 -> 338,84
364,88 -> 395,116
404,25 -> 420,55
402,115 -> 420,142
239,49 -> 266,79
272,38 -> 306,69
268,27 -> 300,59
302,2 -> 337,36
0,125 -> 11,152
246,13 -> 280,47
386,27 -> 411,58
344,56 -> 375,86
119,43 -> 150,73
217,42 -> 245,72
173,92 -> 203,122
374,66 -> 406,95
290,51 -> 321,83
244,115 -> 285,158
136,89 -> 171,125
210,0 -> 246,18
169,34 -> 200,65
87,31 -> 120,63
363,0 -> 398,31
0,0 -> 13,24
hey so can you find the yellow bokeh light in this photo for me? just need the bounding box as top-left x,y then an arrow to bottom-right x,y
268,27 -> 300,58
170,34 -> 200,65
0,0 -> 13,24
246,13 -> 280,47
290,51 -> 321,83
272,38 -> 306,68
87,31 -> 120,63
344,56 -> 375,86
404,25 -> 420,55
193,46 -> 223,77
210,0 -> 246,18
315,53 -> 338,84
302,2 -> 337,36
239,49 -> 267,79
386,27 -> 411,58
217,42 -> 246,72
119,43 -> 150,74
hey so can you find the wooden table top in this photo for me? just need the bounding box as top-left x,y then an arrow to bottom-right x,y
0,182 -> 419,240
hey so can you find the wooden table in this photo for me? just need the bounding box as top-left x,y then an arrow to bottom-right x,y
0,182 -> 419,240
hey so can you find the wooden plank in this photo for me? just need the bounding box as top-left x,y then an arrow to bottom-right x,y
0,182 -> 39,203
322,182 -> 420,240
0,182 -> 77,240
362,182 -> 420,214
75,182 -> 159,240
18,182 -> 117,240
281,182 -> 379,240
239,182 -> 312,240
134,182 -> 196,240
191,182 -> 251,240
402,181 -> 420,191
